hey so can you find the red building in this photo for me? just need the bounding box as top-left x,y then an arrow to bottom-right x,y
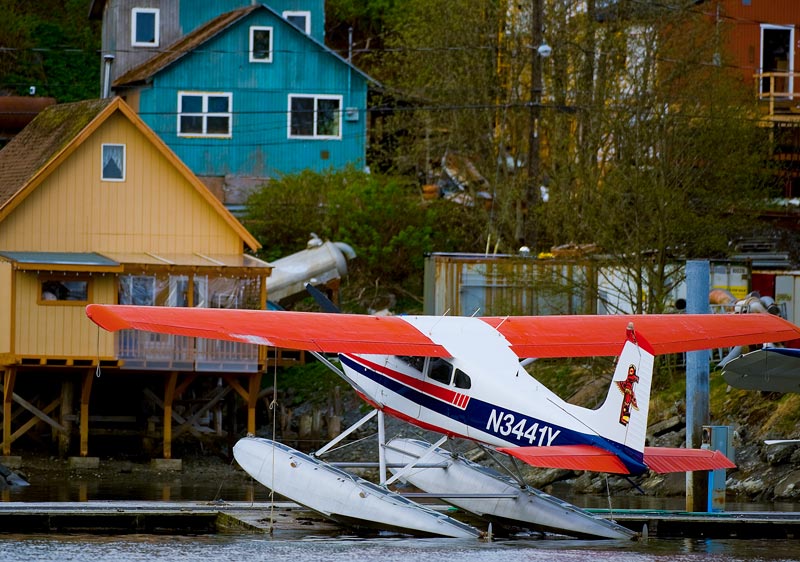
704,0 -> 800,198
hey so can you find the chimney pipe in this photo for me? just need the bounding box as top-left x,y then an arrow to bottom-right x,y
102,54 -> 115,98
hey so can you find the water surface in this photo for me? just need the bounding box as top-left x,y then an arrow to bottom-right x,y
2,534 -> 799,562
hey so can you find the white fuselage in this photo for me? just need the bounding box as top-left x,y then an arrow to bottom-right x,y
337,316 -> 602,451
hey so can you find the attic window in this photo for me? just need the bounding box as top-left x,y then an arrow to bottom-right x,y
283,11 -> 311,34
249,26 -> 273,62
132,8 -> 159,47
178,92 -> 232,138
101,144 -> 126,181
288,94 -> 342,139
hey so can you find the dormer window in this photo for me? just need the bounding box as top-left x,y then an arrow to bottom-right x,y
283,11 -> 311,34
132,8 -> 159,47
249,26 -> 273,63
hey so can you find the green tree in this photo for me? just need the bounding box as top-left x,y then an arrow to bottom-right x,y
244,168 -> 487,311
0,0 -> 100,101
325,0 -> 396,61
369,0 -> 775,312
537,1 -> 774,313
373,0 -> 513,251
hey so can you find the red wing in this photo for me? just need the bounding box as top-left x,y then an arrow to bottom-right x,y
85,305 -> 451,357
643,447 -> 735,473
87,305 -> 800,359
497,445 -> 632,474
481,314 -> 800,358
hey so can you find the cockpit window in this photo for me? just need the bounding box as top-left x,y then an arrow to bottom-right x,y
427,358 -> 452,385
453,369 -> 471,389
397,356 -> 425,372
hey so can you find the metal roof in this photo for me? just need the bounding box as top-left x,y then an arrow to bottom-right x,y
0,251 -> 122,272
102,252 -> 271,269
0,251 -> 271,274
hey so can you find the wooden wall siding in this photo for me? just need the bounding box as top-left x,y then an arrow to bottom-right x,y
13,272 -> 116,357
102,0 -> 182,86
0,113 -> 243,256
138,10 -> 368,178
716,0 -> 800,82
0,261 -> 11,354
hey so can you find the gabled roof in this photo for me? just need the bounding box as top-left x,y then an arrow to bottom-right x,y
114,6 -> 259,86
114,3 -> 376,87
0,97 -> 261,251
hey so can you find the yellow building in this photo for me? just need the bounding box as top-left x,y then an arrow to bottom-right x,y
0,97 -> 272,462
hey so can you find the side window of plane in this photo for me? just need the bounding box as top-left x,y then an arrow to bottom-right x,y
427,358 -> 452,385
453,369 -> 471,390
398,355 -> 425,372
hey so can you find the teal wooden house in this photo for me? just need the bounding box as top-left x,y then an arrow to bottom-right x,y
90,1 -> 374,206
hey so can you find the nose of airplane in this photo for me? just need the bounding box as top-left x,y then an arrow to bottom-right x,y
233,437 -> 273,481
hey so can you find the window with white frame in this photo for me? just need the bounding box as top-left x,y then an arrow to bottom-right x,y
283,11 -> 311,34
178,92 -> 232,137
288,95 -> 342,139
131,8 -> 159,47
249,26 -> 273,62
101,144 -> 126,181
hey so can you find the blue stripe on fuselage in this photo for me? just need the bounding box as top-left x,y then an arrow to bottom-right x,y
340,354 -> 647,474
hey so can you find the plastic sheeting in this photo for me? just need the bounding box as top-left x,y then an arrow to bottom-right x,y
118,274 -> 263,309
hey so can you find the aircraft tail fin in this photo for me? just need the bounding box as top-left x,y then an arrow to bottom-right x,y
589,323 -> 655,457
503,324 -> 737,475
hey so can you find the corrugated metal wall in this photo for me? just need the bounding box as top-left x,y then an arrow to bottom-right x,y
423,254 -> 595,317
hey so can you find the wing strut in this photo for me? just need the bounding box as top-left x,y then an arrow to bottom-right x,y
384,435 -> 448,487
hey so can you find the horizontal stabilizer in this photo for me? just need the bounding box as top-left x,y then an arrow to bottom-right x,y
643,447 -> 735,473
497,445 -> 631,474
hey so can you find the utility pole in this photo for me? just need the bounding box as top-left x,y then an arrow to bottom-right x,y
685,260 -> 710,512
524,0 -> 545,249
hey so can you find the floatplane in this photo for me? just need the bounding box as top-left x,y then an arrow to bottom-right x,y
723,346 -> 800,446
86,302 -> 800,539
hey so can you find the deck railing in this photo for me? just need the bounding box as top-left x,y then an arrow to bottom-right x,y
116,330 -> 260,372
755,71 -> 799,117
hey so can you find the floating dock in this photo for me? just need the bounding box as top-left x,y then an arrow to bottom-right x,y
594,509 -> 800,539
0,501 -> 334,535
1,502 -> 799,539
